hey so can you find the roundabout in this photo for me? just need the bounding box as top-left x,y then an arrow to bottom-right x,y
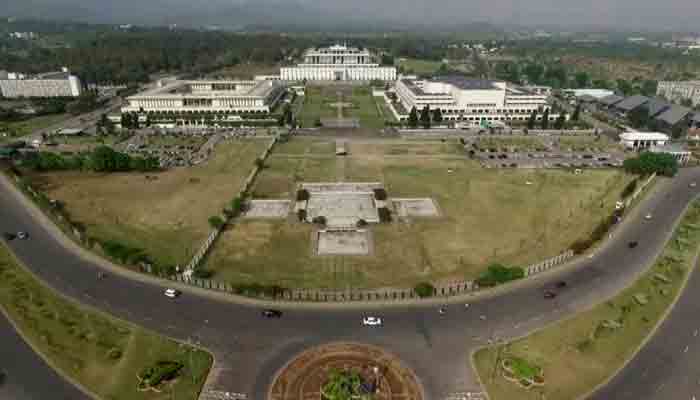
268,342 -> 423,400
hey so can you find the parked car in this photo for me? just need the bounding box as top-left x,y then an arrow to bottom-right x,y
628,241 -> 638,249
555,281 -> 567,289
16,232 -> 29,240
163,288 -> 180,298
544,290 -> 557,299
644,214 -> 653,220
362,316 -> 382,326
262,309 -> 283,318
690,182 -> 697,188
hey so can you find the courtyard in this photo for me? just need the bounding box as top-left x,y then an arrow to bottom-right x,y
297,85 -> 386,129
203,137 -> 633,290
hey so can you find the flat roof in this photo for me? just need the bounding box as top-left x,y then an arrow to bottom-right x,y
128,80 -> 280,99
598,94 -> 625,106
433,76 -> 500,90
619,131 -> 669,141
655,105 -> 691,125
614,95 -> 649,111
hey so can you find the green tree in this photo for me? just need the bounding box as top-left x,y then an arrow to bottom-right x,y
432,108 -> 443,124
641,80 -> 658,97
616,79 -> 634,96
407,107 -> 419,128
208,215 -> 225,229
320,369 -> 365,400
623,152 -> 678,177
554,112 -> 567,129
572,104 -> 581,121
419,105 -> 431,129
527,110 -> 537,129
574,71 -> 590,88
628,107 -> 649,129
540,108 -> 550,129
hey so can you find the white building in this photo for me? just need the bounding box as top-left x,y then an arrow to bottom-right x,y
619,132 -> 669,149
280,44 -> 396,82
394,76 -> 557,124
0,68 -> 82,98
121,79 -> 286,115
649,143 -> 691,165
562,89 -> 615,99
657,81 -> 700,107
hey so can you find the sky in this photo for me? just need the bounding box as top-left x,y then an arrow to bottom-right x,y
3,0 -> 700,32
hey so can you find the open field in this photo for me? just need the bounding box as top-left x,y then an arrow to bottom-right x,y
473,200 -> 700,400
1,113 -> 71,143
27,139 -> 269,268
274,137 -> 337,155
44,133 -> 128,153
205,138 -> 632,289
397,58 -> 445,75
297,85 -> 385,129
0,242 -> 212,400
347,140 -> 464,156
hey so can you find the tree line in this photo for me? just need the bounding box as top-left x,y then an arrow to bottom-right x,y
23,146 -> 159,172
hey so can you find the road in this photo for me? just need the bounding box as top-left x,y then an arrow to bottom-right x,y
1,168 -> 700,399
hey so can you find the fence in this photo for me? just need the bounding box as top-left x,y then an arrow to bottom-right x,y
183,136 -> 277,276
170,249 -> 574,303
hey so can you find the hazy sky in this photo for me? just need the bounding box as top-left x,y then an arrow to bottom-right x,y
4,0 -> 700,31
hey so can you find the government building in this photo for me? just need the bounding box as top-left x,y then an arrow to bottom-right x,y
393,76 -> 557,124
121,79 -> 286,115
657,81 -> 700,107
280,44 -> 396,82
0,68 -> 82,98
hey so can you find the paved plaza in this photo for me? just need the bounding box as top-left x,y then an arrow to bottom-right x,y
306,192 -> 379,226
243,200 -> 291,218
393,198 -> 440,218
316,229 -> 372,255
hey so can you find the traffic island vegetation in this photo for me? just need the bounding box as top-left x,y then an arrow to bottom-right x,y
0,243 -> 212,400
204,138 -> 633,290
473,200 -> 700,400
23,139 -> 269,270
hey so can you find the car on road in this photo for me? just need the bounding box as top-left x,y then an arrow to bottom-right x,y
2,232 -> 17,241
555,281 -> 567,289
690,182 -> 697,188
17,232 -> 29,240
644,214 -> 653,220
544,290 -> 557,299
362,316 -> 382,326
628,241 -> 638,249
163,288 -> 180,298
262,309 -> 282,318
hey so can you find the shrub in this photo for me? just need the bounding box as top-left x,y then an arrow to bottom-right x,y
623,152 -> 678,177
208,215 -> 225,229
254,157 -> 265,169
230,197 -> 244,217
377,207 -> 392,223
296,189 -> 310,201
373,188 -> 388,201
100,240 -> 149,265
139,361 -> 184,389
414,282 -> 435,298
193,269 -> 214,279
476,264 -> 524,287
297,208 -> 307,222
621,179 -> 637,198
312,216 -> 327,226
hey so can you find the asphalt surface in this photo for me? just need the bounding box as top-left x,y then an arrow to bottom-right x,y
2,168 -> 700,399
0,312 -> 90,400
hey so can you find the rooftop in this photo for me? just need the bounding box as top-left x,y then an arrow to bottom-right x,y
655,105 -> 692,125
598,94 -> 625,106
614,95 -> 650,112
619,131 -> 669,141
433,76 -> 500,90
645,99 -> 671,117
128,80 -> 281,99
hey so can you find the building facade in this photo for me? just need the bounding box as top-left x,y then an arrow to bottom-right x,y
393,76 -> 557,124
280,44 -> 396,82
0,69 -> 82,98
657,81 -> 700,107
121,79 -> 286,115
619,132 -> 669,149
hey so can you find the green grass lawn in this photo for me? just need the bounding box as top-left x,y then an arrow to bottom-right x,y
0,242 -> 212,400
274,138 -> 336,155
206,138 -> 632,289
473,200 -> 700,400
297,85 -> 386,129
27,139 -> 269,268
556,135 -> 623,152
1,113 -> 71,142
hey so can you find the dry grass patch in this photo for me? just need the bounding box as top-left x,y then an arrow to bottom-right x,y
473,200 -> 700,400
27,139 -> 269,267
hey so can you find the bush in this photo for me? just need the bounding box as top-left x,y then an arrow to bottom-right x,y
297,208 -> 307,222
373,188 -> 388,201
100,240 -> 149,265
232,283 -> 286,298
312,216 -> 327,226
476,264 -> 524,287
139,361 -> 184,389
414,282 -> 435,298
623,152 -> 678,177
296,189 -> 310,201
378,207 -> 392,223
621,179 -> 638,198
208,215 -> 225,229
230,197 -> 244,217
193,269 -> 214,279
254,157 -> 265,169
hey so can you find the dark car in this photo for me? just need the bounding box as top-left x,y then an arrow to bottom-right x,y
2,232 -> 17,241
262,309 -> 283,318
555,281 -> 567,289
628,241 -> 638,249
544,290 -> 557,299
17,232 -> 29,240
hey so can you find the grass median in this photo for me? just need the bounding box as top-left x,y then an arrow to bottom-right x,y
473,199 -> 700,400
0,242 -> 212,400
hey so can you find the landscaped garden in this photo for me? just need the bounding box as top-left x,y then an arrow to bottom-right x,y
0,242 -> 212,400
297,85 -> 386,129
203,138 -> 633,290
473,200 -> 700,400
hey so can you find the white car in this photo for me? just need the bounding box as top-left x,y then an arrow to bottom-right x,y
645,214 -> 653,220
362,316 -> 382,326
690,182 -> 697,188
17,231 -> 29,240
163,288 -> 180,298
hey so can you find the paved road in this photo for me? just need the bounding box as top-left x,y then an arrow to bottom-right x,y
1,168 -> 700,399
0,312 -> 90,400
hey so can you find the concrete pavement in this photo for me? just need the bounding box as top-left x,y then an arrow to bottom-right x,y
1,168 -> 700,399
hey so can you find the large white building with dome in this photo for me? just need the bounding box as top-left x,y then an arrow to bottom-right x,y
280,44 -> 396,82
